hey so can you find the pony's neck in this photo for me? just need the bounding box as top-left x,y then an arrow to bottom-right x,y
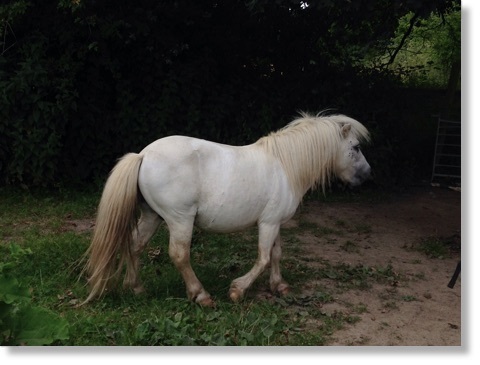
255,123 -> 339,200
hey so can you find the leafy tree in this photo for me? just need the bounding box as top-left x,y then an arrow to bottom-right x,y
366,7 -> 460,89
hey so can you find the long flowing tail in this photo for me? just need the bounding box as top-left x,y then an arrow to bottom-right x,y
82,153 -> 144,304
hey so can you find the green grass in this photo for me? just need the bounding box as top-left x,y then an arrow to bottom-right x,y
0,187 -> 399,346
318,262 -> 400,290
417,236 -> 451,259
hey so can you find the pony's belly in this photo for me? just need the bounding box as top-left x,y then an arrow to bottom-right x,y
194,203 -> 261,233
195,216 -> 256,233
194,190 -> 298,233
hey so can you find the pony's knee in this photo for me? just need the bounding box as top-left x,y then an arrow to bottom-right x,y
271,241 -> 282,261
258,255 -> 271,269
168,242 -> 190,267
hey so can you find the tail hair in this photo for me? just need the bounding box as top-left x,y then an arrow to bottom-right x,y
82,153 -> 143,304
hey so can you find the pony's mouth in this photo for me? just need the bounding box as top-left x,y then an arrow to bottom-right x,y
347,168 -> 372,188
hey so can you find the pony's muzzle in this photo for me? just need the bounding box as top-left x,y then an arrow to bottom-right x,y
351,164 -> 372,186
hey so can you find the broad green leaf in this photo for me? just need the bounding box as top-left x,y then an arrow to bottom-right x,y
0,276 -> 31,304
0,301 -> 14,322
15,306 -> 69,345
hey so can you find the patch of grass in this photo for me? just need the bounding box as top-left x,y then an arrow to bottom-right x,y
0,187 -> 98,244
401,295 -> 417,302
354,224 -> 372,234
413,272 -> 426,280
0,223 -> 315,345
351,302 -> 368,314
319,263 -> 399,290
297,219 -> 342,237
417,236 -> 450,259
88,300 -> 293,346
383,301 -> 399,310
272,291 -> 362,345
340,240 -> 360,253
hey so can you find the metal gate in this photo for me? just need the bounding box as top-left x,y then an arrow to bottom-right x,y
431,118 -> 461,183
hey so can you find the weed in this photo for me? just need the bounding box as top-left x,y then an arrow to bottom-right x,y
319,262 -> 399,290
413,272 -> 426,280
274,291 -> 334,307
383,301 -> 399,310
418,236 -> 450,259
130,302 -> 288,345
354,224 -> 372,234
316,226 -> 342,236
352,303 -> 368,314
340,240 -> 360,253
297,219 -> 342,237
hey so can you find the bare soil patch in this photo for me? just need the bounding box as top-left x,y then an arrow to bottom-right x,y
288,186 -> 461,346
63,219 -> 95,233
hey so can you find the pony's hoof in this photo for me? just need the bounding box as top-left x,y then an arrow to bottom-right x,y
277,283 -> 290,296
195,291 -> 215,307
133,285 -> 146,295
229,287 -> 244,302
271,282 -> 290,296
197,296 -> 216,308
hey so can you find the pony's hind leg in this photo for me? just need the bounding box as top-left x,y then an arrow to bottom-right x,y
124,202 -> 161,294
167,220 -> 214,307
269,234 -> 290,296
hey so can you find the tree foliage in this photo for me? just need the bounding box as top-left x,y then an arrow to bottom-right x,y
365,6 -> 461,88
0,0 -> 460,187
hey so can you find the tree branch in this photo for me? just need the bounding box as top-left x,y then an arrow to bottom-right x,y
384,11 -> 420,68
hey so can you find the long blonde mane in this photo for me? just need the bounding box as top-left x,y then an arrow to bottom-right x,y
255,112 -> 370,200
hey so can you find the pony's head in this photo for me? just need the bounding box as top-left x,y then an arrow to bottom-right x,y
333,116 -> 371,187
257,112 -> 371,199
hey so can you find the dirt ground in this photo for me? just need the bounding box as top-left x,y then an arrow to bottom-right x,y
286,185 -> 462,346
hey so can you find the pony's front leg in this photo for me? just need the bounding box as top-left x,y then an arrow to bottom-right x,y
124,203 -> 161,294
229,223 -> 279,302
168,224 -> 214,307
269,234 -> 290,296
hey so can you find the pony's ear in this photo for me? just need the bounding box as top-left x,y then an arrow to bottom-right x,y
341,123 -> 351,138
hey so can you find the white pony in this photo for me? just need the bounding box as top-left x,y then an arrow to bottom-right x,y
84,112 -> 371,306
